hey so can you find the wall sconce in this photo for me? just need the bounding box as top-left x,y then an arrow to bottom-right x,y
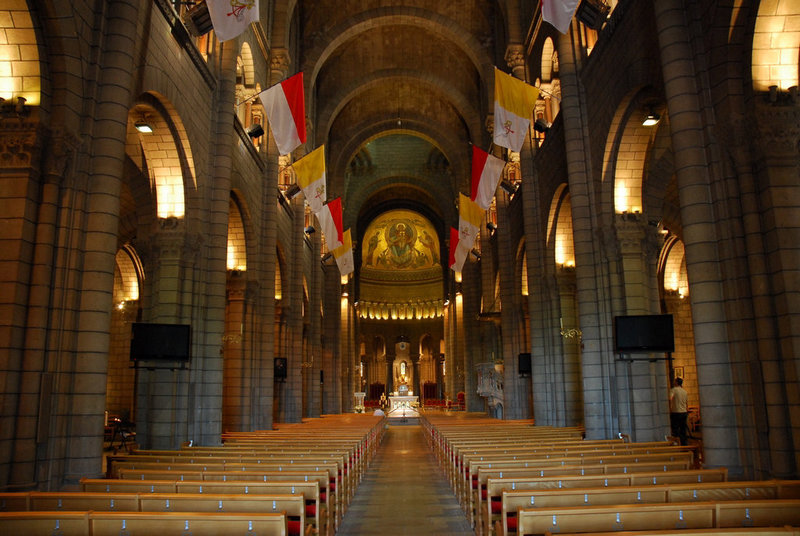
304,225 -> 315,235
533,118 -> 551,132
246,124 -> 264,138
642,112 -> 660,126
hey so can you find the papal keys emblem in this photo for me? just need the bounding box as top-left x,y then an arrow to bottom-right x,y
228,0 -> 256,19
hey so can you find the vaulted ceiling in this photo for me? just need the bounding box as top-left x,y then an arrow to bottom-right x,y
299,1 -> 505,237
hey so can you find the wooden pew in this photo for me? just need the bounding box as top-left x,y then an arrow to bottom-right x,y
544,528 -> 800,536
462,451 -> 695,526
491,480 -> 800,536
515,499 -> 800,535
80,478 -> 327,536
473,460 -> 693,533
0,511 -> 89,535
89,511 -> 288,535
481,467 -> 728,535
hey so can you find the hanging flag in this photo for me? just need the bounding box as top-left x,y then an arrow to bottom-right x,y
470,146 -> 507,210
258,72 -> 306,155
457,193 -> 484,252
333,229 -> 354,276
493,67 -> 539,152
315,197 -> 344,250
449,227 -> 468,273
293,145 -> 326,213
541,0 -> 580,34
207,0 -> 259,42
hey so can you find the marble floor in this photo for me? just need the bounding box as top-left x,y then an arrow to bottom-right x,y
336,424 -> 474,536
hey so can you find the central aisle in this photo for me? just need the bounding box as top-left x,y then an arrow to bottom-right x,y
337,424 -> 474,535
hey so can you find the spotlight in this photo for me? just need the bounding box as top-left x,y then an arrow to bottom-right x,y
134,119 -> 153,133
642,112 -> 660,126
284,183 -> 302,199
471,248 -> 481,260
304,226 -> 316,235
486,222 -> 497,233
499,181 -> 517,195
321,252 -> 333,263
247,124 -> 264,138
533,118 -> 550,132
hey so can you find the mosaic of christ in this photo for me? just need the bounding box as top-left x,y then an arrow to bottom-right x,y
362,211 -> 439,271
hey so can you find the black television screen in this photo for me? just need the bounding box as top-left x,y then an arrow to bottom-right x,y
614,314 -> 674,353
130,322 -> 191,362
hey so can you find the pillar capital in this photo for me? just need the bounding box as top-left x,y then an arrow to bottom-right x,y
270,49 -> 291,81
504,45 -> 526,77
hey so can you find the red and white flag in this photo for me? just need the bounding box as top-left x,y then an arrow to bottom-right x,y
207,0 -> 259,42
258,72 -> 306,155
293,145 -> 326,213
449,227 -> 469,273
334,229 -> 354,276
542,0 -> 580,34
470,146 -> 506,210
315,197 -> 344,250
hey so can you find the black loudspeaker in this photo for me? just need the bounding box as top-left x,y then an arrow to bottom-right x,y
274,357 -> 287,380
518,353 -> 532,376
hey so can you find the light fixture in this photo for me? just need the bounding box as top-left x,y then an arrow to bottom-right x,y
304,226 -> 315,235
246,124 -> 264,138
534,118 -> 551,132
499,180 -> 517,195
486,222 -> 497,234
284,183 -> 302,199
471,248 -> 481,260
642,112 -> 660,127
134,117 -> 153,133
321,252 -> 333,263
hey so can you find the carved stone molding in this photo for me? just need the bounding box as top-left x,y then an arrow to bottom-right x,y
44,128 -> 82,180
504,45 -> 526,73
270,49 -> 291,80
754,103 -> 800,158
0,119 -> 41,169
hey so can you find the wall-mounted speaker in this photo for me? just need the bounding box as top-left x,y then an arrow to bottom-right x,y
274,357 -> 287,380
518,353 -> 532,376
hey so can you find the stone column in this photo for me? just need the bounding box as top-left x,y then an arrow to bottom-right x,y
497,46 -> 528,419
385,354 -> 394,395
411,354 -> 421,399
652,0 -> 740,472
556,29 -> 616,440
60,0 -> 140,484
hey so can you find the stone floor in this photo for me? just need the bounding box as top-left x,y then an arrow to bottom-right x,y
336,424 -> 474,536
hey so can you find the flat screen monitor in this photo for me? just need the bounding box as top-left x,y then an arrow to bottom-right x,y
614,314 -> 674,353
130,322 -> 191,362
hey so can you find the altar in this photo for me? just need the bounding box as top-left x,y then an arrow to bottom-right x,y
388,395 -> 419,414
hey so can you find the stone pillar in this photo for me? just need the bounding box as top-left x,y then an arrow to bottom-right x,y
652,0 -> 741,472
58,0 -> 140,484
555,29 -> 615,440
411,354 -> 421,398
497,46 -> 528,420
385,354 -> 394,395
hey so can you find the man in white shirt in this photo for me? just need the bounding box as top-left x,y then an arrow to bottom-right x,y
669,377 -> 689,445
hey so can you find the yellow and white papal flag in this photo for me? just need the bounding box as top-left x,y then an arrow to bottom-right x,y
293,145 -> 327,214
207,0 -> 259,42
493,67 -> 539,152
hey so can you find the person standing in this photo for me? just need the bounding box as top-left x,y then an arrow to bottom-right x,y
669,377 -> 689,445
